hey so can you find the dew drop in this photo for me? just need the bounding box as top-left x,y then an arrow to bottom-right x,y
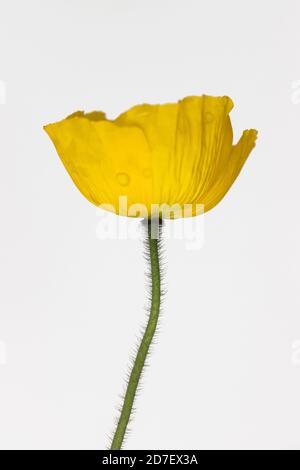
204,112 -> 214,123
116,172 -> 130,186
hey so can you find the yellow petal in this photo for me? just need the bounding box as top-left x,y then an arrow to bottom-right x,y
44,113 -> 153,215
115,96 -> 235,211
201,129 -> 258,212
44,96 -> 257,218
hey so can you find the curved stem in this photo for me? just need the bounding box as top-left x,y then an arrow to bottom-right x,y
110,218 -> 162,450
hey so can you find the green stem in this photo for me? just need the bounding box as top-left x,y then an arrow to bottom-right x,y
110,218 -> 162,450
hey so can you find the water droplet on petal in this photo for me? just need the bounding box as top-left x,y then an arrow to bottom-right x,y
116,172 -> 130,186
204,112 -> 214,123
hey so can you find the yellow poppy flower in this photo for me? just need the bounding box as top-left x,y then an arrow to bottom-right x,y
44,95 -> 258,449
44,95 -> 257,218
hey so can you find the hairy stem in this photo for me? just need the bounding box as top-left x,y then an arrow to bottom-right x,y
110,218 -> 163,450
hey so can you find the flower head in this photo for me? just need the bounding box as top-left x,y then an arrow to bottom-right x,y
44,95 -> 257,218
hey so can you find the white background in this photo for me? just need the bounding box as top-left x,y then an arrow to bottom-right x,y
0,0 -> 300,450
